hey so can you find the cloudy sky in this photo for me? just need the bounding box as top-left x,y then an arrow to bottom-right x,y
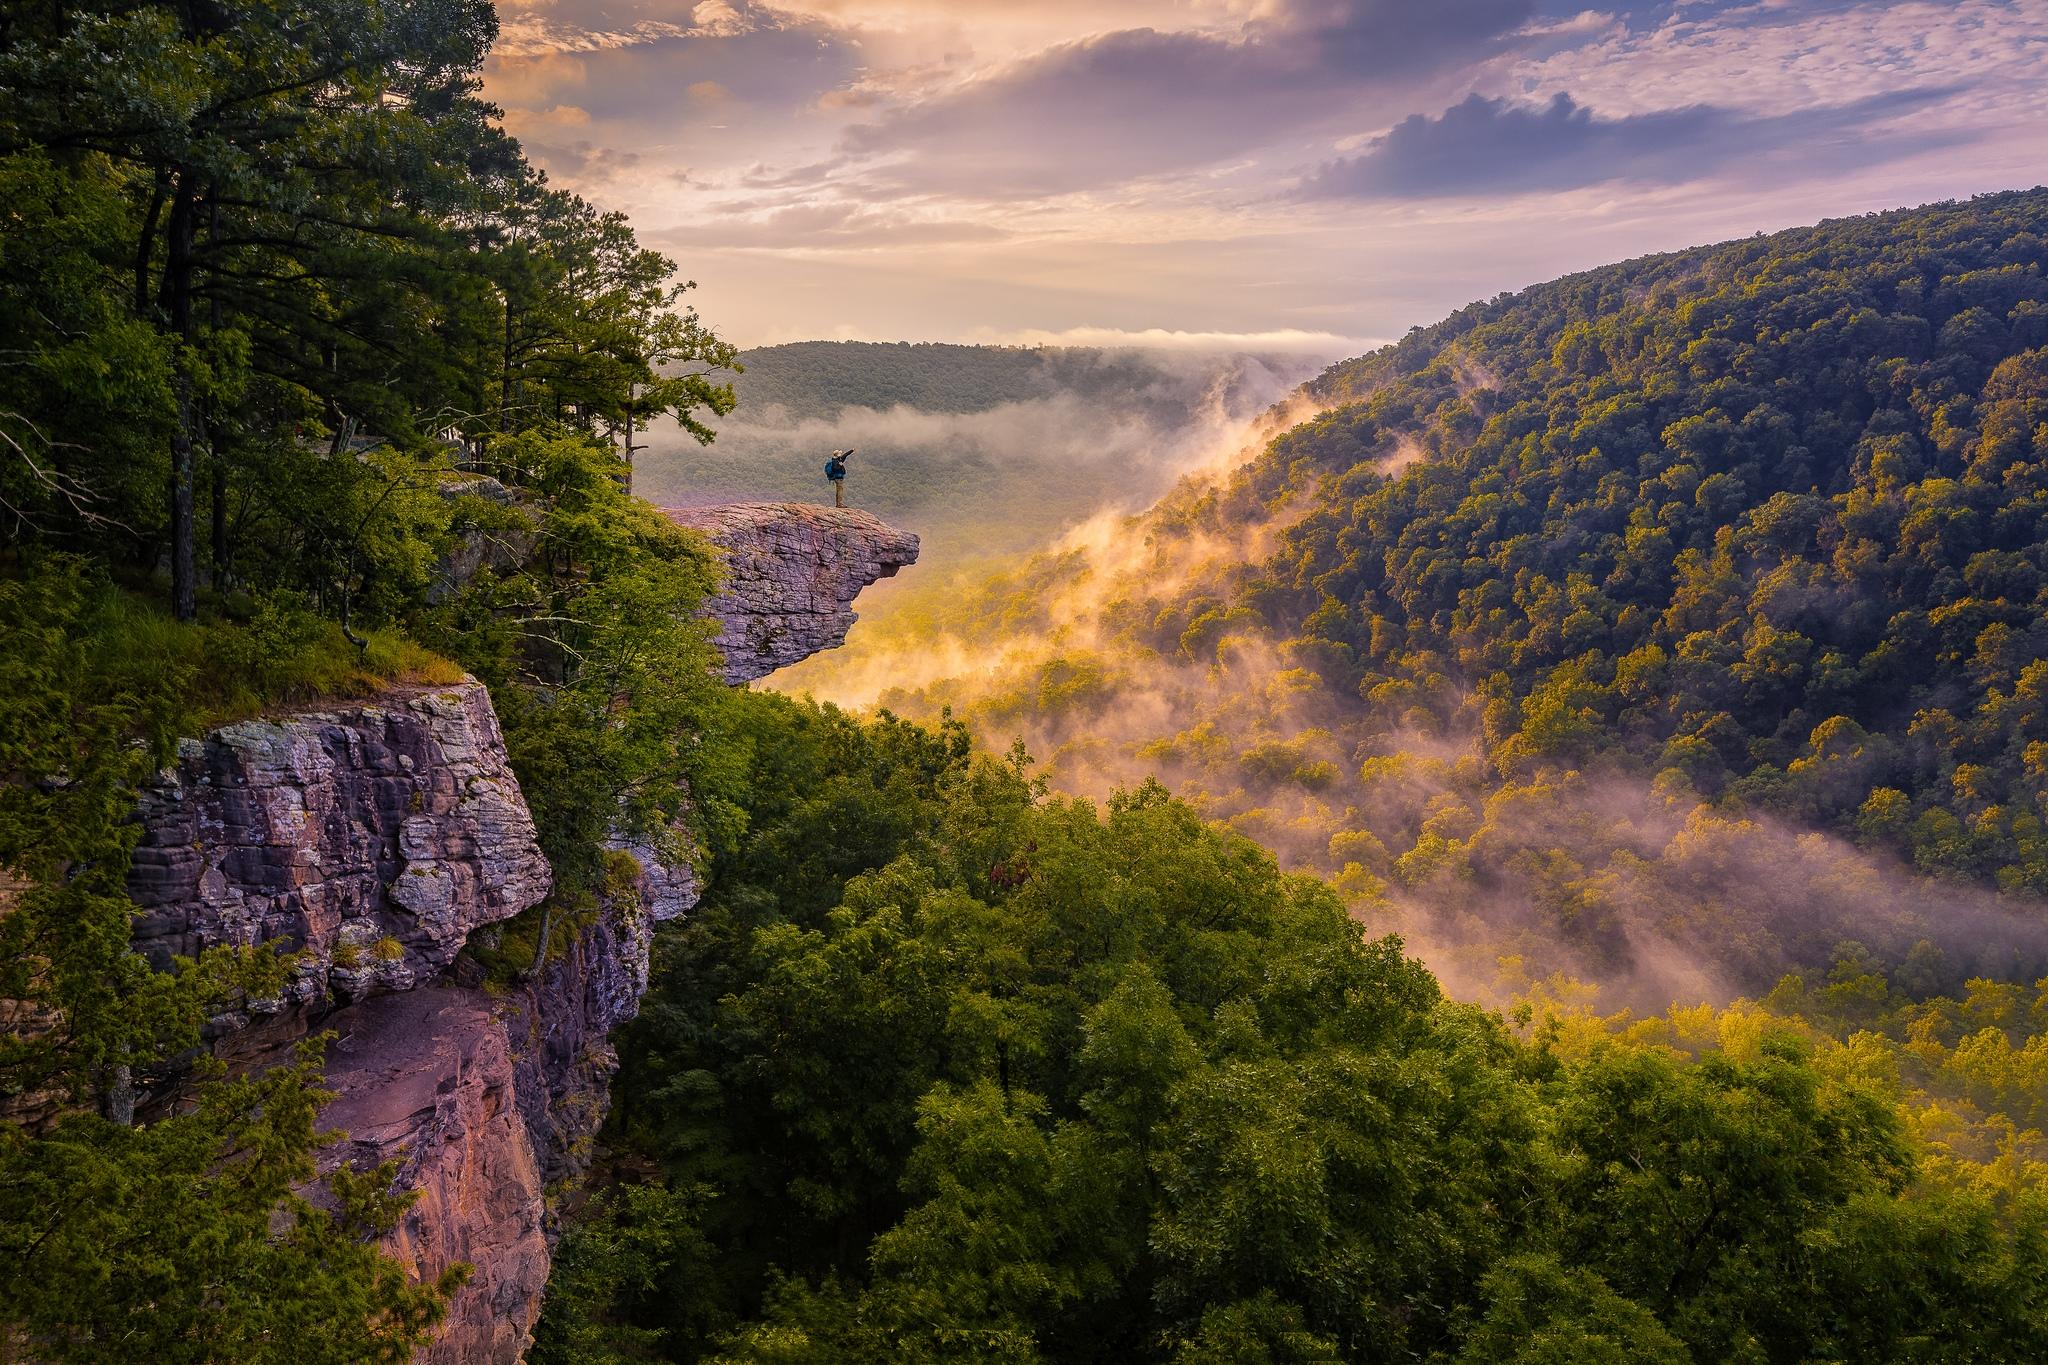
486,0 -> 2048,352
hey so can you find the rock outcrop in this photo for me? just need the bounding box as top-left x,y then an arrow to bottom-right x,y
120,678 -> 571,1360
129,681 -> 551,1008
309,845 -> 697,1364
663,502 -> 919,684
109,502 -> 914,1362
502,843 -> 695,1196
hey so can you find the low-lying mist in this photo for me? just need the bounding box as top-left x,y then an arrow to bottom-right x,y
636,347 -> 1326,573
748,358 -> 2048,1017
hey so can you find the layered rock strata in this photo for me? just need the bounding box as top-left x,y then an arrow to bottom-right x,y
662,502 -> 919,683
129,681 -> 550,1009
119,679 -> 572,1359
320,988 -> 549,1365
502,842 -> 697,1196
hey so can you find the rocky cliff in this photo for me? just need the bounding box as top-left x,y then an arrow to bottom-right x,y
321,988 -> 549,1365
118,502 -> 913,1362
663,502 -> 919,683
130,682 -> 550,1009
123,681 -> 569,1358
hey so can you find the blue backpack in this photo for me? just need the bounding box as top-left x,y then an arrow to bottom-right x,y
825,457 -> 844,478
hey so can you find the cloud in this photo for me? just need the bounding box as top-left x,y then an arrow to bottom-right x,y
481,0 -> 2048,351
513,139 -> 647,182
488,2 -> 859,132
831,0 -> 1540,196
1300,85 -> 1969,198
685,202 -> 1015,248
980,325 -> 1373,355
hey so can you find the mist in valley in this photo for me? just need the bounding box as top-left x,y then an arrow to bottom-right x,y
762,370 -> 2048,1019
635,344 -> 1328,577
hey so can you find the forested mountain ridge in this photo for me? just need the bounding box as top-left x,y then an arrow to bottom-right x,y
527,194 -> 2048,1363
1240,190 -> 2048,870
11,1 -> 2048,1358
715,339 -> 1308,419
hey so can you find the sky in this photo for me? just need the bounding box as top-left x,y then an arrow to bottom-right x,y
485,0 -> 2048,354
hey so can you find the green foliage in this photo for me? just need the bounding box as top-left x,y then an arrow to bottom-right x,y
418,430 -> 731,903
1250,192 -> 2048,871
539,699 -> 2048,1362
0,561 -> 298,1109
0,148 -> 174,534
1453,1256 -> 1688,1365
1,0 -> 741,1349
529,1183 -> 717,1365
0,1042 -> 466,1362
0,557 -> 477,1348
2,0 -> 735,611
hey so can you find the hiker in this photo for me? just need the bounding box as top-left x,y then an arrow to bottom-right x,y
824,448 -> 853,507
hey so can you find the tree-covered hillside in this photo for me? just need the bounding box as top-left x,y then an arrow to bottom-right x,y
792,191 -> 2048,1001
538,689 -> 2048,1364
716,340 -> 1255,417
1254,190 -> 2048,880
11,3 -> 2048,1359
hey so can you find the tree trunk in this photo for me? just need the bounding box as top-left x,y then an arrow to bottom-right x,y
207,199 -> 228,591
210,444 -> 229,591
134,181 -> 166,317
164,172 -> 198,621
98,1063 -> 134,1128
499,296 -> 515,434
622,387 -> 635,495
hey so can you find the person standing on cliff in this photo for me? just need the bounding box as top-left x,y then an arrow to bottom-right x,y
824,448 -> 852,507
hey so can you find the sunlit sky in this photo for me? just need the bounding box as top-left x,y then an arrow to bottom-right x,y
485,0 -> 2048,353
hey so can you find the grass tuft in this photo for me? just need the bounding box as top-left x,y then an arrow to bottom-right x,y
78,584 -> 466,731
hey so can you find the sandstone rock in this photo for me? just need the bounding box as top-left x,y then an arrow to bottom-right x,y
503,889 -> 655,1192
606,825 -> 701,925
320,988 -> 549,1365
315,848 -> 700,1362
663,502 -> 919,684
101,502 -> 903,1360
128,680 -> 550,1008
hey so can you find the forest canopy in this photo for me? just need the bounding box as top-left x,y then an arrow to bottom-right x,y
8,1 -> 2048,1358
538,689 -> 2048,1363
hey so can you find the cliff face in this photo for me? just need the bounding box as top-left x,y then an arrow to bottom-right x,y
120,681 -> 567,1358
320,989 -> 549,1365
501,844 -> 694,1194
129,682 -> 550,1008
119,503 -> 912,1362
663,502 -> 919,683
119,684 -> 695,1363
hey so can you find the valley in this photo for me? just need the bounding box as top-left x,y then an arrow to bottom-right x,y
8,2 -> 2048,1360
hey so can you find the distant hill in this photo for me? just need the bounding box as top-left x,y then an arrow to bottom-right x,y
711,340 -> 1302,421
633,341 -> 1328,566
